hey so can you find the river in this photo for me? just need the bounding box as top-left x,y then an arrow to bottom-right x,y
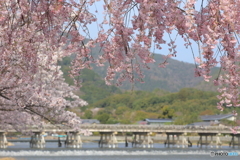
0,142 -> 239,160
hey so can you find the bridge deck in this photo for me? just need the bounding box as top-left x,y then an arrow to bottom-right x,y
0,124 -> 239,134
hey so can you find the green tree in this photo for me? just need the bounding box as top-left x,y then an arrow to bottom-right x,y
106,118 -> 119,124
96,113 -> 110,124
115,106 -> 128,115
84,109 -> 93,119
158,106 -> 175,119
134,111 -> 149,121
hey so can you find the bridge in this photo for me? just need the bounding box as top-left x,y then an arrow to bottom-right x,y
0,124 -> 239,149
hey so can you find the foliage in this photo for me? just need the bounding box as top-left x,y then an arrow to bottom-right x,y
0,49 -> 88,131
96,113 -> 110,124
83,109 -> 93,119
158,106 -> 175,119
115,106 -> 128,115
59,57 -> 122,104
221,119 -> 238,126
1,0 -> 240,131
87,88 -> 238,124
91,53 -> 216,92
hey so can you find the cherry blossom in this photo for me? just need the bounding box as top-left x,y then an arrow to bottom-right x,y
0,42 -> 87,131
1,0 -> 240,130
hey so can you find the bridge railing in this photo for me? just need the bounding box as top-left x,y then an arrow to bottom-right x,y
78,124 -> 235,131
0,124 -> 239,133
30,124 -> 238,130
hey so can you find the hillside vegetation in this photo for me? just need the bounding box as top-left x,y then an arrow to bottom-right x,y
58,57 -> 121,104
90,53 -> 219,92
57,53 -> 237,125
85,88 -> 236,125
60,42 -> 219,93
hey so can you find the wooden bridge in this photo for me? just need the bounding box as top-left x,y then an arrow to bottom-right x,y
79,124 -> 238,134
0,124 -> 239,149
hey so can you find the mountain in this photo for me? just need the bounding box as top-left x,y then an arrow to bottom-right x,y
58,57 -> 122,104
59,43 -> 219,104
90,52 -> 219,92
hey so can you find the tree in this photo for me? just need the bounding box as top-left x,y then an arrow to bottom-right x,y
115,106 -> 128,115
158,106 -> 175,119
0,44 -> 88,131
1,0 -> 240,130
84,109 -> 93,119
96,113 -> 110,124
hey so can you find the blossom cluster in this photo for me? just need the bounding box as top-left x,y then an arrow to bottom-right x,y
1,0 -> 240,131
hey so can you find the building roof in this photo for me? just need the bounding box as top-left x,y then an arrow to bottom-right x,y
81,119 -> 100,124
144,118 -> 173,123
200,114 -> 234,121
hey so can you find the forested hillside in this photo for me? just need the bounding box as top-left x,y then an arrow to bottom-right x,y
85,88 -> 239,125
59,41 -> 219,93
58,53 -> 218,105
58,57 -> 121,104
57,52 -> 231,125
90,53 -> 219,92
90,41 -> 219,91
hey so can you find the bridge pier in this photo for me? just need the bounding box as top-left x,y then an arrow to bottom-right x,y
197,133 -> 216,148
125,134 -> 128,147
132,132 -> 153,148
229,134 -> 240,148
216,133 -> 222,148
0,132 -> 8,148
99,132 -> 118,148
65,132 -> 82,148
181,132 -> 192,148
30,132 -> 45,148
164,132 -> 182,148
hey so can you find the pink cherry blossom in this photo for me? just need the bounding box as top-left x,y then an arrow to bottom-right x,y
1,0 -> 240,131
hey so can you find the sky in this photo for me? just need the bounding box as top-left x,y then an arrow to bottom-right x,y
81,0 -> 211,65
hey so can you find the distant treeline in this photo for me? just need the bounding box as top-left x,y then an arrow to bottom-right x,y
84,88 -> 240,125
